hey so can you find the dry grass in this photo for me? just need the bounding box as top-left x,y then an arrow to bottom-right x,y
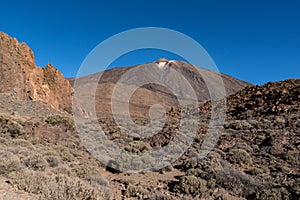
10,169 -> 110,200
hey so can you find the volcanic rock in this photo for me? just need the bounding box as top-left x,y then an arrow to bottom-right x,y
0,32 -> 73,112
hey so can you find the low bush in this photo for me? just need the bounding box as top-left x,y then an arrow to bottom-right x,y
124,141 -> 151,153
0,150 -> 22,176
0,114 -> 24,137
10,169 -> 110,200
22,153 -> 48,171
254,188 -> 290,200
45,114 -> 75,131
227,148 -> 253,165
173,175 -> 207,196
125,185 -> 145,197
44,155 -> 61,167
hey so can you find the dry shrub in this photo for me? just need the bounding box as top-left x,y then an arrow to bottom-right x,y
11,169 -> 110,200
124,140 -> 152,153
44,155 -> 61,167
0,150 -> 22,176
0,114 -> 24,137
53,145 -> 76,162
71,163 -> 99,178
11,139 -> 35,150
227,148 -> 253,165
173,175 -> 207,196
45,114 -> 75,131
72,162 -> 109,186
254,188 -> 290,200
125,185 -> 146,197
51,166 -> 74,176
22,153 -> 48,171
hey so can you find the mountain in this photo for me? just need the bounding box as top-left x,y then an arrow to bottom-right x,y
0,32 -> 73,113
1,32 -> 299,199
69,58 -> 251,119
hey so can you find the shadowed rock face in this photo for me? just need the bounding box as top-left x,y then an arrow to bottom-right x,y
0,32 -> 73,113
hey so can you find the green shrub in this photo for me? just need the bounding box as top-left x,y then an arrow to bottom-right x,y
124,141 -> 151,153
247,166 -> 270,175
0,114 -> 24,137
255,188 -> 289,200
227,148 -> 253,165
45,114 -> 75,131
186,168 -> 207,179
173,175 -> 207,196
226,120 -> 252,130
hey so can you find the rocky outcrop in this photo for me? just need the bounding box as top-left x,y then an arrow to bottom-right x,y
0,32 -> 73,112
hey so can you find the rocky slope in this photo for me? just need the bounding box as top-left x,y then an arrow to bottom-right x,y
0,32 -> 73,112
0,78 -> 298,200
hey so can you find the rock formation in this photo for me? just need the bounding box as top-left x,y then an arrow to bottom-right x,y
0,32 -> 73,112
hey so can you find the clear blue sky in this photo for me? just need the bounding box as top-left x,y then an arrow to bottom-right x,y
0,0 -> 299,84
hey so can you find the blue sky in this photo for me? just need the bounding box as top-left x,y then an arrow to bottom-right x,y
0,0 -> 299,84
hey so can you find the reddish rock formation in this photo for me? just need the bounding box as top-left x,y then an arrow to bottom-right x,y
0,32 -> 73,112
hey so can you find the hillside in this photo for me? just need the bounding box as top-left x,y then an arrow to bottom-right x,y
0,32 -> 299,199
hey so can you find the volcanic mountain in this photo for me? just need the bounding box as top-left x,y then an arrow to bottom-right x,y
0,31 -> 299,200
69,58 -> 251,119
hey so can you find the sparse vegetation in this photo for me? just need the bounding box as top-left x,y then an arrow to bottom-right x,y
10,169 -> 110,200
45,114 -> 75,131
227,148 -> 253,165
0,150 -> 22,176
0,58 -> 299,199
124,140 -> 152,153
173,175 -> 207,196
0,114 -> 24,137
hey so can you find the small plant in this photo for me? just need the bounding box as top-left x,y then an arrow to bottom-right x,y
0,114 -> 24,137
226,120 -> 252,130
0,150 -> 22,176
173,175 -> 207,196
22,153 -> 48,171
45,114 -> 75,131
186,168 -> 207,179
44,155 -> 60,167
255,188 -> 290,200
126,185 -> 145,197
11,139 -> 35,150
227,148 -> 253,165
71,163 -> 99,179
222,193 -> 244,200
247,166 -> 270,175
124,140 -> 151,153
